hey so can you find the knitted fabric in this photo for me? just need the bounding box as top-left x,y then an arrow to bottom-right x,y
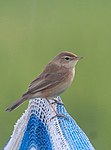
4,97 -> 95,150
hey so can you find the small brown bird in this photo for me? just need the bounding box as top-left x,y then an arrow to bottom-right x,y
6,51 -> 82,112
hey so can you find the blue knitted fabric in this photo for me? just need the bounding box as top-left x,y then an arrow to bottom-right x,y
4,97 -> 95,150
20,114 -> 52,150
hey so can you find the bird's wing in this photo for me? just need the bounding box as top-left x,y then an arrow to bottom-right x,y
24,63 -> 68,95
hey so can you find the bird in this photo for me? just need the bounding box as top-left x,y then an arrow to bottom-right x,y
6,51 -> 82,114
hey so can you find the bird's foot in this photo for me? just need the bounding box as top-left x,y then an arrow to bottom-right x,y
50,113 -> 68,121
51,98 -> 64,105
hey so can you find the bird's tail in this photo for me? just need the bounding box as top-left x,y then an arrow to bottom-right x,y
5,97 -> 27,112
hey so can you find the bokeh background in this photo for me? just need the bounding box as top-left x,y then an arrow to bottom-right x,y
0,0 -> 111,149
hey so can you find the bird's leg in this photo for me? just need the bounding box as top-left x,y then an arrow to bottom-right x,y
50,114 -> 68,121
46,98 -> 67,121
46,98 -> 58,114
51,97 -> 64,105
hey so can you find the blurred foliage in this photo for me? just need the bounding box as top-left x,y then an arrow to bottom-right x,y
0,0 -> 111,149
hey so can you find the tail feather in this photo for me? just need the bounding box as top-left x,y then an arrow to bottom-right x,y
6,97 -> 27,112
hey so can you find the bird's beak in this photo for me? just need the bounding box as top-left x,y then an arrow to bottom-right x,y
75,56 -> 83,60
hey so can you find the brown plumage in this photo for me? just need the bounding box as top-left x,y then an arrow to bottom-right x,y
6,51 -> 82,112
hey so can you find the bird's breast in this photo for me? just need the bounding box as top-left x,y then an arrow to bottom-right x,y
49,68 -> 75,97
66,68 -> 75,87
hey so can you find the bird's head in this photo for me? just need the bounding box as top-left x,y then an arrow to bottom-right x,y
53,51 -> 83,69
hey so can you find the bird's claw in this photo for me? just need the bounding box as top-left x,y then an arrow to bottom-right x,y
51,98 -> 64,105
50,113 -> 68,121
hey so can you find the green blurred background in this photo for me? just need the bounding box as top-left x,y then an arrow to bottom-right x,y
0,0 -> 111,149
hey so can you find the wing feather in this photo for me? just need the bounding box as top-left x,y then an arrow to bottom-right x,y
25,63 -> 68,95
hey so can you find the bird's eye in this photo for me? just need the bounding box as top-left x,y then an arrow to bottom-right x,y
64,57 -> 70,61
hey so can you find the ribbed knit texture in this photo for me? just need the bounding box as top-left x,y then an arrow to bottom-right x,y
4,97 -> 95,150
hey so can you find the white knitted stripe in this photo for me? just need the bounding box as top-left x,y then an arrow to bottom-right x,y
4,104 -> 31,150
48,118 -> 69,150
